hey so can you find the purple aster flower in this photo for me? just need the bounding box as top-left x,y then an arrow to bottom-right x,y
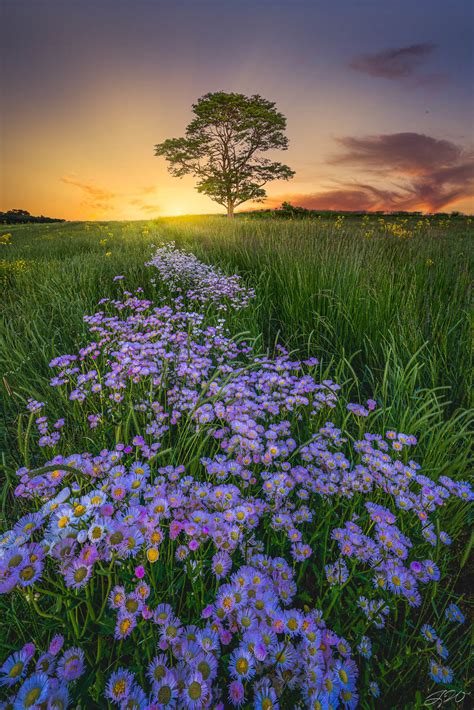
421,624 -> 437,642
254,680 -> 278,710
181,671 -> 209,709
48,635 -> 64,656
147,654 -> 169,687
17,559 -> 43,587
435,638 -> 449,660
115,613 -> 137,640
369,681 -> 380,698
13,672 -> 49,708
357,635 -> 372,659
153,670 -> 178,707
46,683 -> 70,709
0,649 -> 29,687
229,647 -> 256,681
229,679 -> 245,707
22,644 -> 35,661
445,603 -> 465,624
35,653 -> 56,676
56,647 -> 84,681
429,659 -> 453,684
106,667 -> 135,703
64,560 -> 92,589
212,551 -> 232,579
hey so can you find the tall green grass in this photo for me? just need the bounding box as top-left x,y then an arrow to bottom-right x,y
1,216 -> 472,469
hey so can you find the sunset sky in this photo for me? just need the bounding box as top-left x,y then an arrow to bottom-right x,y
1,0 -> 473,219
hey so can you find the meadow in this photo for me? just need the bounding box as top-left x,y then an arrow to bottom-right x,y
0,215 -> 472,709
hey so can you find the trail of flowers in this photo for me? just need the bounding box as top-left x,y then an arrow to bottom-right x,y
0,243 -> 471,708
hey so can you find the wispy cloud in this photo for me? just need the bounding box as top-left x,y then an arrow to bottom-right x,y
60,176 -> 117,210
61,176 -> 160,215
350,43 -> 436,80
268,132 -> 474,213
139,204 -> 161,214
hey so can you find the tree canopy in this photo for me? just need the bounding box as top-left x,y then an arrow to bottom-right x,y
155,92 -> 294,216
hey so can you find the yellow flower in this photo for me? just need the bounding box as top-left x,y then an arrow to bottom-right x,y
147,547 -> 159,563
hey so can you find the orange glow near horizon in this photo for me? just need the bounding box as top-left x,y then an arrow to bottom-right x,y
1,2 -> 473,219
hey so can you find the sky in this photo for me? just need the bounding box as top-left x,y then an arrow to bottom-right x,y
1,0 -> 473,219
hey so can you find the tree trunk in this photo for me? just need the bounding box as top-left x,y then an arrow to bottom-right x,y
227,202 -> 234,218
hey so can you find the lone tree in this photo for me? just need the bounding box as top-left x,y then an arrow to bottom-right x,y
155,91 -> 294,217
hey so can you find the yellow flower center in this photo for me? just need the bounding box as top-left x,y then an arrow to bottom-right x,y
188,681 -> 202,700
197,660 -> 210,679
236,658 -> 249,675
20,566 -> 35,581
153,665 -> 166,680
24,688 -> 41,707
113,679 -> 126,697
8,554 -> 22,568
126,599 -> 139,613
74,567 -> 88,583
158,686 -> 171,703
9,661 -> 24,678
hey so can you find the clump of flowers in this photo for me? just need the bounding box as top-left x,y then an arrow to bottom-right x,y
147,241 -> 255,310
102,555 -> 359,708
0,637 -> 83,707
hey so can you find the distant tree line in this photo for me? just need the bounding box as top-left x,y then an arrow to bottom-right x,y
237,202 -> 467,219
0,209 -> 65,224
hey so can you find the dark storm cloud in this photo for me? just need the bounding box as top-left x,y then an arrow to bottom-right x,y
350,43 -> 436,79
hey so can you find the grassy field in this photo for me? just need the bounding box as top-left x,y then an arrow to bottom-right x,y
0,215 -> 472,708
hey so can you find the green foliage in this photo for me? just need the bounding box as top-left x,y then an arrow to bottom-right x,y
155,92 -> 294,216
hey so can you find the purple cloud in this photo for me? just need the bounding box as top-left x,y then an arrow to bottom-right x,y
267,132 -> 474,213
331,133 -> 462,173
350,43 -> 436,79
